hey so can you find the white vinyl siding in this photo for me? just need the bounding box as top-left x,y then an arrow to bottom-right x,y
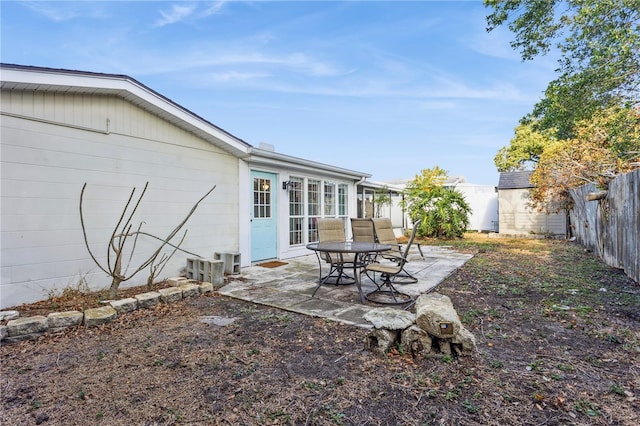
498,189 -> 566,236
1,90 -> 240,308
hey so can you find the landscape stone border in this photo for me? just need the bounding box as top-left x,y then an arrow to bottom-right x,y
0,278 -> 214,344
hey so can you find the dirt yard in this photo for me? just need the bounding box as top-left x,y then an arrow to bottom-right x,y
1,235 -> 639,425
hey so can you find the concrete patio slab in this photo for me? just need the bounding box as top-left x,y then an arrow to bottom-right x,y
218,245 -> 472,329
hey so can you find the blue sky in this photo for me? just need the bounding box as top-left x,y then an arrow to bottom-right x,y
1,1 -> 558,185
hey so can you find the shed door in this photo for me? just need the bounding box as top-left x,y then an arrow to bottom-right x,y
250,171 -> 278,262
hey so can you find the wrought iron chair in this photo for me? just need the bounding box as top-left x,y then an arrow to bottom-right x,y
371,218 -> 419,284
316,218 -> 355,285
364,220 -> 421,305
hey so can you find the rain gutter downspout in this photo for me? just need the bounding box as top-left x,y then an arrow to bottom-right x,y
355,176 -> 367,219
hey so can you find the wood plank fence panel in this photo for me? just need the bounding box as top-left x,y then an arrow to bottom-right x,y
569,169 -> 640,284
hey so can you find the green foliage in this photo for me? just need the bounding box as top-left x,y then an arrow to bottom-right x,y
372,186 -> 392,218
486,0 -> 639,137
610,383 -> 626,396
30,400 -> 43,410
529,106 -> 640,211
462,399 -> 479,414
402,168 -> 471,239
412,187 -> 471,239
487,0 -> 640,211
494,123 -> 557,172
404,167 -> 448,195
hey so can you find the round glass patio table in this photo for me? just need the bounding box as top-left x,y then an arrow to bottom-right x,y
306,241 -> 391,304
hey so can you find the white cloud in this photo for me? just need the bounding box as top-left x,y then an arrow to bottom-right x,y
20,1 -> 107,22
155,3 -> 197,27
208,70 -> 271,83
202,1 -> 228,18
155,1 -> 227,27
168,51 -> 346,78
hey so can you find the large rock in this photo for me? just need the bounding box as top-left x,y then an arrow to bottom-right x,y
167,277 -> 188,286
110,297 -> 138,314
159,287 -> 183,303
84,306 -> 117,327
48,311 -> 83,331
179,283 -> 200,298
365,328 -> 398,355
6,316 -> 48,337
135,291 -> 161,308
0,310 -> 20,321
415,293 -> 462,338
199,282 -> 214,294
3,333 -> 44,343
200,316 -> 238,326
363,307 -> 415,330
452,326 -> 478,355
401,325 -> 433,358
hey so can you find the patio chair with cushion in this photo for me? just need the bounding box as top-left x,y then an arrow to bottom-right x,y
364,220 -> 422,305
350,218 -> 376,243
316,218 -> 355,285
372,217 -> 425,259
371,218 -> 420,284
350,217 -> 377,265
371,217 -> 403,256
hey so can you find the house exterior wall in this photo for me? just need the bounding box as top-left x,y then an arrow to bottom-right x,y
244,166 -> 358,261
498,188 -> 566,236
1,90 -> 240,308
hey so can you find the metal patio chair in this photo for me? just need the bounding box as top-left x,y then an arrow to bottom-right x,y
371,218 -> 419,284
350,218 -> 376,243
364,220 -> 422,305
316,218 -> 355,285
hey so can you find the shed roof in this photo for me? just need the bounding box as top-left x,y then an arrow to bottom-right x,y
498,171 -> 534,189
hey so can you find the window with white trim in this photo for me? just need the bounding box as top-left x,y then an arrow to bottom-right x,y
288,177 -> 304,245
324,182 -> 335,216
287,177 -> 350,245
338,184 -> 348,218
307,179 -> 321,243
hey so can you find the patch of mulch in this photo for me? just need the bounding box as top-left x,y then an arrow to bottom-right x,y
1,235 -> 639,425
2,280 -> 177,319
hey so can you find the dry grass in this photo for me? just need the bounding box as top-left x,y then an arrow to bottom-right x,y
1,235 -> 639,425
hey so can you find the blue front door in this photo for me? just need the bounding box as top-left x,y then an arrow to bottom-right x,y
250,171 -> 278,262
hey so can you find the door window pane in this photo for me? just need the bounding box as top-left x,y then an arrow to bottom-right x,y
253,178 -> 271,218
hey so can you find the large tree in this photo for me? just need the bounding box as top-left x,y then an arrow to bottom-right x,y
485,0 -> 640,138
494,123 -> 557,172
529,106 -> 640,211
487,0 -> 640,210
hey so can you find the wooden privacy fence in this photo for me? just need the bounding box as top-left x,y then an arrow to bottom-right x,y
569,169 -> 639,284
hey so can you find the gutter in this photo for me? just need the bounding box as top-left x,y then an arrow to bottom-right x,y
246,147 -> 371,181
